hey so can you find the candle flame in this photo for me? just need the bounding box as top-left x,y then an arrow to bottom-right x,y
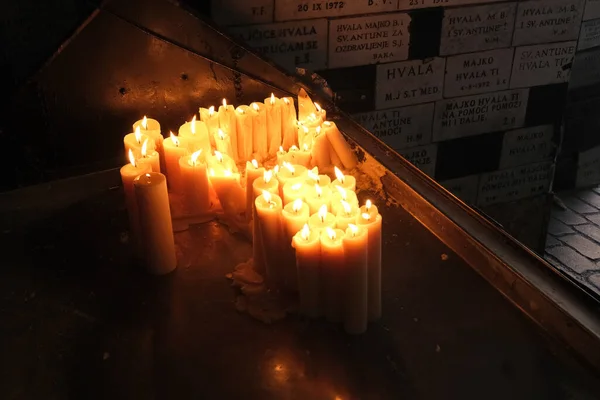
134,126 -> 142,143
218,128 -> 225,140
209,106 -> 215,116
366,199 -> 372,210
303,143 -> 309,151
262,190 -> 271,203
309,113 -> 316,120
307,168 -> 319,182
335,185 -> 347,200
289,145 -> 299,152
236,107 -> 244,114
292,198 -> 303,213
326,227 -> 336,240
128,149 -> 136,167
190,115 -> 196,134
283,161 -> 295,174
301,224 -> 310,241
270,93 -> 275,104
209,168 -> 215,177
342,200 -> 351,215
263,170 -> 273,183
362,212 -> 371,221
214,150 -> 223,163
334,166 -> 345,184
283,97 -> 290,104
348,223 -> 358,237
291,182 -> 302,191
274,165 -> 279,175
141,139 -> 148,157
251,159 -> 259,169
316,126 -> 321,135
191,149 -> 202,166
142,116 -> 148,130
315,184 -> 322,197
222,99 -> 227,108
224,169 -> 232,177
279,146 -> 284,154
252,103 -> 259,111
318,204 -> 328,222
303,126 -> 309,133
314,102 -> 321,112
324,121 -> 331,127
170,131 -> 180,147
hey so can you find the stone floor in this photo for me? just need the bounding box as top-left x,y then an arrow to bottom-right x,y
545,185 -> 600,297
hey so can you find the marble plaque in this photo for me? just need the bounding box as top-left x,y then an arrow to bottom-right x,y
211,0 -> 274,25
440,175 -> 481,204
584,0 -> 600,21
444,48 -> 513,98
510,41 -> 576,88
432,89 -> 529,142
375,58 -> 445,108
328,13 -> 410,68
398,144 -> 438,176
477,161 -> 553,206
353,103 -> 434,149
570,47 -> 600,88
512,0 -> 584,46
440,3 -> 517,56
228,19 -> 328,72
275,0 -> 399,21
576,145 -> 600,186
578,18 -> 600,50
398,0 -> 504,11
499,125 -> 555,169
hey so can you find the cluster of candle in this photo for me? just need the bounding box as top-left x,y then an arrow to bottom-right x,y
118,90 -> 382,333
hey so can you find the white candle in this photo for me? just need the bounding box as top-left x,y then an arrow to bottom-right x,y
163,133 -> 189,193
288,144 -> 312,168
179,150 -> 210,216
255,191 -> 284,289
137,139 -> 161,173
121,150 -> 152,257
332,166 -> 356,192
292,224 -> 321,317
214,128 -> 234,159
343,224 -> 368,334
281,198 -> 310,291
206,150 -> 237,174
298,88 -> 318,121
357,209 -> 383,321
276,162 -> 308,198
331,185 -> 359,215
335,200 -> 359,231
245,159 -> 264,219
264,93 -> 283,155
133,172 -> 177,275
124,126 -> 155,156
321,227 -> 345,323
236,106 -> 254,162
306,167 -> 332,187
251,170 -> 279,276
250,102 -> 268,160
219,99 -> 239,161
179,115 -> 210,154
305,184 -> 332,215
208,168 -> 246,217
310,126 -> 331,170
322,121 -> 357,170
199,106 -> 219,148
314,102 -> 327,122
281,97 -> 297,150
133,116 -> 164,172
276,146 -> 289,165
282,181 -> 307,206
308,204 -> 336,232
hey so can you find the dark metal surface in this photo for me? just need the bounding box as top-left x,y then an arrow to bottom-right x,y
1,171 -> 599,399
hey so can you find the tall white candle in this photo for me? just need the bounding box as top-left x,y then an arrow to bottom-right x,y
208,168 -> 245,217
121,150 -> 152,257
323,121 -> 357,170
219,99 -> 239,162
179,115 -> 210,154
124,126 -> 155,156
199,106 -> 219,148
321,227 -> 345,323
163,133 -> 190,193
335,200 -> 359,231
288,144 -> 312,167
298,88 -> 318,121
292,224 -> 321,317
332,166 -> 356,192
250,102 -> 268,161
252,170 -> 279,276
255,191 -> 284,289
179,150 -> 210,216
236,106 -> 254,162
133,172 -> 177,275
281,97 -> 297,150
137,138 -> 161,173
245,159 -> 265,219
305,184 -> 332,215
264,93 -> 283,156
214,128 -> 235,159
281,198 -> 310,291
310,126 -> 331,170
133,116 -> 164,172
343,224 -> 368,334
357,210 -> 383,321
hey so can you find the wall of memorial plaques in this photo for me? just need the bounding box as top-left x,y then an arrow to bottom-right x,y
211,0 -> 592,215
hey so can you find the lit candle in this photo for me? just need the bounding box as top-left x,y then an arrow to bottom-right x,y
360,199 -> 379,220
163,132 -> 189,193
297,124 -> 310,150
252,169 -> 279,200
236,106 -> 253,162
120,150 -> 152,257
199,106 -> 219,148
245,159 -> 265,219
288,143 -> 312,167
308,204 -> 335,232
276,162 -> 308,197
276,146 -> 289,165
179,149 -> 210,216
321,227 -> 345,322
214,128 -> 234,158
133,116 -> 164,172
331,185 -> 359,215
343,224 -> 368,334
264,93 -> 283,155
219,99 -> 239,161
179,115 -> 210,153
306,167 -> 331,187
124,126 -> 155,156
250,102 -> 268,160
292,224 -> 321,318
314,102 -> 326,121
357,208 -> 383,322
282,181 -> 307,206
137,139 -> 161,173
255,190 -> 284,288
251,170 -> 279,276
310,126 -> 331,170
281,198 -> 310,290
305,184 -> 332,215
298,88 -> 318,121
133,172 -> 177,275
206,150 -> 237,174
303,113 -> 322,128
322,121 -> 357,170
209,168 -> 245,216
335,200 -> 359,231
281,97 -> 297,150
332,166 -> 356,192
329,139 -> 343,168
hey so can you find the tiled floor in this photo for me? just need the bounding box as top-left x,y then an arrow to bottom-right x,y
545,186 -> 600,296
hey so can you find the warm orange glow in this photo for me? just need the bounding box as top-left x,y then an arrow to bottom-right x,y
301,224 -> 310,241
334,166 -> 345,183
262,190 -> 272,203
362,212 -> 371,221
237,107 -> 244,114
307,168 -> 319,182
303,143 -> 309,151
279,146 -> 285,153
264,170 -> 273,183
283,97 -> 290,104
218,128 -> 225,140
224,169 -> 232,177
252,103 -> 259,111
134,126 -> 142,143
191,115 -> 196,134
270,93 -> 276,104
222,98 -> 227,107
170,131 -> 180,147
141,139 -> 149,157
318,204 -> 328,222
291,182 -> 302,191
191,149 -> 202,166
292,198 -> 303,213
274,165 -> 280,175
128,149 -> 136,167
283,161 -> 295,174
314,102 -> 322,112
303,126 -> 309,134
341,200 -> 351,215
289,145 -> 299,152
209,106 -> 215,116
326,227 -> 336,240
348,223 -> 358,237
214,151 -> 223,163
315,184 -> 322,197
209,168 -> 215,177
366,199 -> 372,210
316,126 -> 321,135
335,185 -> 347,200
251,159 -> 259,169
324,121 -> 331,127
142,115 -> 148,130
309,113 -> 317,121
